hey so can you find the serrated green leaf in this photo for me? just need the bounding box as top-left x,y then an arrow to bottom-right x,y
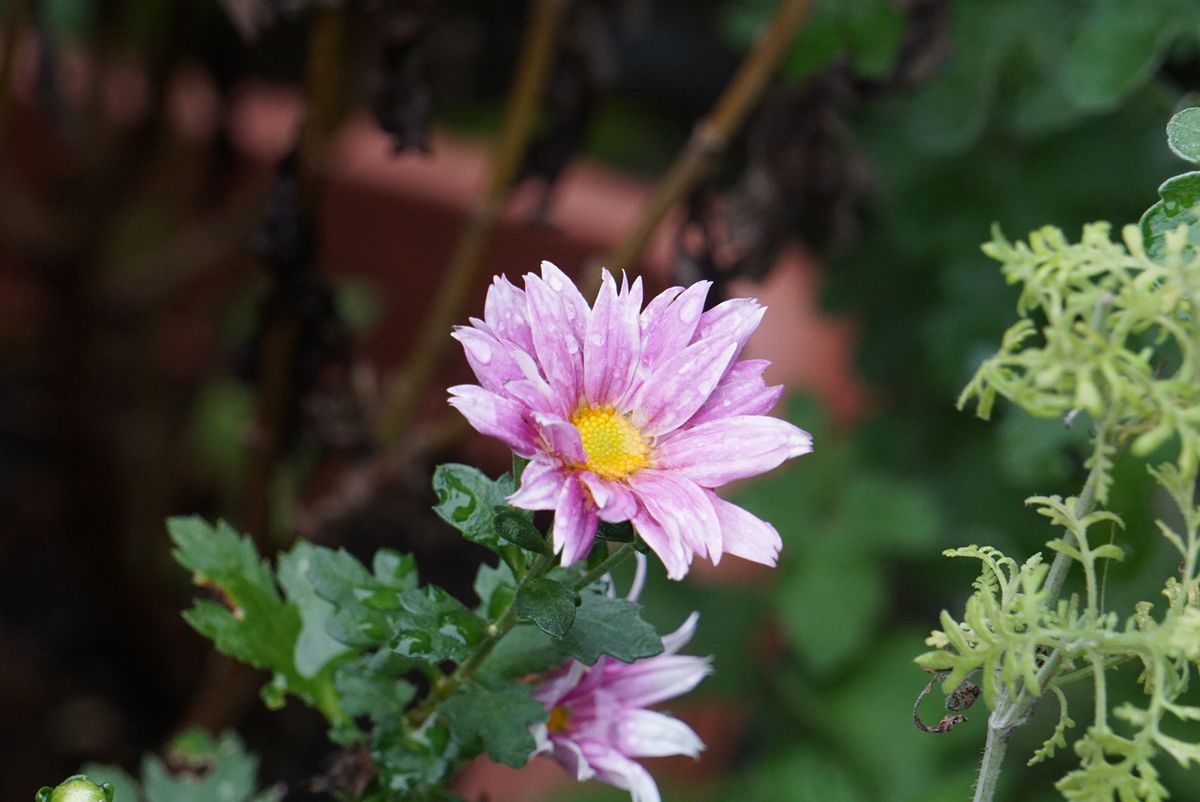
560,590 -> 662,665
440,682 -> 547,767
493,508 -> 548,553
515,578 -> 577,638
334,657 -> 416,721
140,730 -> 280,802
433,464 -> 512,549
1167,107 -> 1200,164
169,518 -> 303,692
391,587 -> 486,664
374,720 -> 458,794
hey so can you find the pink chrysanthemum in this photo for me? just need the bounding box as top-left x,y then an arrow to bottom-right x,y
449,260 -> 812,578
532,609 -> 710,802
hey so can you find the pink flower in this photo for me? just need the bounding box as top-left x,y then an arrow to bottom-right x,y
531,610 -> 710,802
449,261 -> 812,578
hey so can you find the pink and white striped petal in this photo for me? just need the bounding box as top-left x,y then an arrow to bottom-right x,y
447,385 -> 537,456
655,415 -> 813,487
708,490 -> 783,567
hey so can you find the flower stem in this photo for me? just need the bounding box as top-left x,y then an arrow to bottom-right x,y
571,542 -> 639,591
973,717 -> 1011,802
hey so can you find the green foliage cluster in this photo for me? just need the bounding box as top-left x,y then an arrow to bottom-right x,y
80,730 -> 280,802
918,114 -> 1200,800
167,459 -> 663,801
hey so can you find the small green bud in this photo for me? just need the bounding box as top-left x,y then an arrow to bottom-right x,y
35,776 -> 115,802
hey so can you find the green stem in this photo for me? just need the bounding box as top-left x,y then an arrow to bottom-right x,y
408,551 -> 555,725
571,542 -> 639,591
971,450 -> 1106,802
973,717 -> 1010,802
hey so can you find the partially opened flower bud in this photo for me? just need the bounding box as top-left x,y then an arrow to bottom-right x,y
35,776 -> 115,802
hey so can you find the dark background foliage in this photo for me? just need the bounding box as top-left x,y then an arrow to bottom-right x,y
2,0 -> 1198,799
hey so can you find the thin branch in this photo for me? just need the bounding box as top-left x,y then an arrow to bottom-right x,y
376,0 -> 570,446
597,0 -> 813,277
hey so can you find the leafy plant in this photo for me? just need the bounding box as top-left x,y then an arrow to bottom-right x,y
917,112 -> 1200,801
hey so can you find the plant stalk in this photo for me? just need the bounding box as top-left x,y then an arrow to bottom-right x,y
377,0 -> 569,445
596,0 -> 813,279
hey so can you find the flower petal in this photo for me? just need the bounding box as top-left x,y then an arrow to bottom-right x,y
597,653 -> 712,710
554,475 -> 598,566
708,491 -> 783,567
525,267 -> 586,412
583,746 -> 661,802
533,412 -> 587,465
508,459 -> 567,510
452,326 -> 525,395
661,611 -> 699,655
693,298 -> 765,355
630,509 -> 690,580
630,336 -> 738,436
638,281 -> 709,371
447,385 -> 536,455
628,469 -> 720,566
549,737 -> 595,781
655,415 -> 813,487
614,709 -> 704,758
484,275 -> 534,354
584,271 -> 642,406
579,472 -> 639,523
686,359 -> 784,426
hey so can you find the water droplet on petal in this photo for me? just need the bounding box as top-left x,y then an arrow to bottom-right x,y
722,399 -> 732,407
547,273 -> 564,291
565,304 -> 577,321
591,333 -> 606,347
466,338 -> 493,364
566,340 -> 579,355
678,298 -> 702,324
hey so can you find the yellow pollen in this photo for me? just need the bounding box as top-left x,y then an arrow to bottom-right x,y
547,705 -> 572,733
571,405 -> 651,481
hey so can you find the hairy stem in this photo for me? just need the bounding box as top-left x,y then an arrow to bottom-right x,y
596,0 -> 813,280
973,718 -> 1011,802
377,0 -> 568,445
971,451 -> 1106,802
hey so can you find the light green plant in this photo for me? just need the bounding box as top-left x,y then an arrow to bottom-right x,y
917,111 -> 1200,802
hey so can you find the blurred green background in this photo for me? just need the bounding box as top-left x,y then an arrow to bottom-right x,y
2,0 -> 1199,799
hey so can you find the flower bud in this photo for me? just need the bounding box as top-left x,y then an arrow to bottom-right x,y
35,776 -> 115,802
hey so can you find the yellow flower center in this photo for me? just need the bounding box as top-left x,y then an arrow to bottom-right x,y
547,705 -> 572,733
571,405 -> 651,481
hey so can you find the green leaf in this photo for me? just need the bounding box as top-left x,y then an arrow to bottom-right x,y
515,578 -> 577,638
432,464 -> 513,549
1167,107 -> 1200,164
140,730 -> 280,802
493,508 -> 548,553
276,544 -> 350,679
560,590 -> 662,665
440,682 -> 547,767
168,518 -> 308,701
1062,0 -> 1177,112
596,521 -> 636,542
478,624 -> 571,680
390,586 -> 486,664
1139,171 -> 1200,260
374,720 -> 458,794
308,546 -> 416,649
334,656 -> 416,721
473,560 -> 517,619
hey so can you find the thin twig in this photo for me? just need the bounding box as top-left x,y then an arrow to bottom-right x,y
376,0 -> 570,446
596,0 -> 813,278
